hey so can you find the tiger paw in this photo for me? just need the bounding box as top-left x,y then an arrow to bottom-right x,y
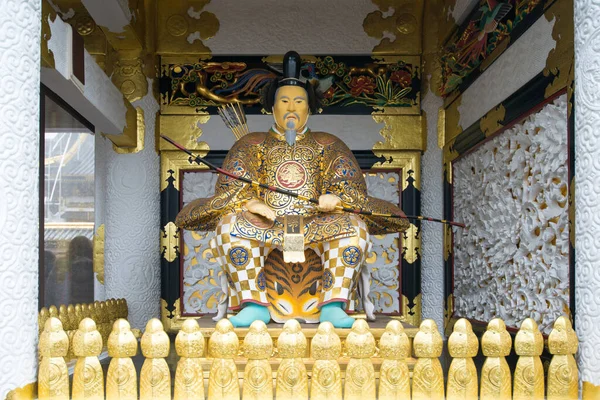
319,302 -> 355,329
229,303 -> 271,328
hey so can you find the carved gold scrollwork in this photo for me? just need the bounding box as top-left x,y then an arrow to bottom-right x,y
208,319 -> 240,400
513,318 -> 545,400
161,221 -> 179,263
413,319 -> 445,400
174,319 -> 205,400
547,316 -> 579,400
543,0 -> 574,99
112,58 -> 148,103
372,115 -> 425,151
363,0 -> 424,55
379,321 -> 410,399
72,319 -> 104,400
38,318 -> 70,400
379,320 -> 411,399
480,104 -> 506,137
345,320 -> 376,400
480,318 -> 512,400
243,320 -> 274,400
310,322 -> 342,400
157,1 -> 219,54
41,0 -> 57,69
276,320 -> 308,400
140,319 -> 171,400
93,224 -> 105,284
112,105 -> 145,154
446,319 -> 479,399
107,319 -> 138,400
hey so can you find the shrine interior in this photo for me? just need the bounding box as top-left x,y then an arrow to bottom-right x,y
3,0 -> 595,398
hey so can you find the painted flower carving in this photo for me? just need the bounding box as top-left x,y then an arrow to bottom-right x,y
349,75 -> 376,96
323,86 -> 336,99
390,70 -> 412,88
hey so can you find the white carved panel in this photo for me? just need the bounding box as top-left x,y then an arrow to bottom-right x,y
181,171 -> 221,314
181,169 -> 403,314
364,172 -> 402,314
458,16 -> 556,130
575,0 -> 600,385
0,0 -> 41,396
421,90 -> 445,333
104,79 -> 161,330
453,94 -> 569,334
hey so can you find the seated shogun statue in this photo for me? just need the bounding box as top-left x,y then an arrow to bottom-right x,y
176,51 -> 409,328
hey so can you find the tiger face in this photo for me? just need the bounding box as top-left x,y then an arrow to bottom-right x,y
264,249 -> 322,323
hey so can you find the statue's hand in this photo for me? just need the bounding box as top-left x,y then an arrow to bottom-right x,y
318,194 -> 342,212
245,199 -> 276,221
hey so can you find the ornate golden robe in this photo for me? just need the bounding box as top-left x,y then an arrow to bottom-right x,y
176,129 -> 409,242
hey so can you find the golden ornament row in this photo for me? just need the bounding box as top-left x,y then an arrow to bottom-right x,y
37,313 -> 578,400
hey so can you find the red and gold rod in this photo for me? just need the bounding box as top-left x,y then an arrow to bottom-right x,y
161,135 -> 466,229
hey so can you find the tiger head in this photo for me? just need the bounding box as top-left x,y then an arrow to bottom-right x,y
264,248 -> 322,323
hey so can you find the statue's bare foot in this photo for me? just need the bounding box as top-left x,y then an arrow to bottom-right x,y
229,303 -> 271,328
319,302 -> 355,328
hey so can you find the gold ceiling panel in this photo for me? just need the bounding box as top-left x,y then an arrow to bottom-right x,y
156,0 -> 219,55
363,0 -> 424,55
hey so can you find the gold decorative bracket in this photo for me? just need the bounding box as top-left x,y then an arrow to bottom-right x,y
104,101 -> 145,153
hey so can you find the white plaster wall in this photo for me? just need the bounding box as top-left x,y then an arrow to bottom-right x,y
0,0 -> 41,396
104,79 -> 161,330
448,0 -> 479,26
574,0 -> 600,386
420,89 -> 445,333
203,0 -> 381,55
457,16 -> 556,130
201,114 -> 385,151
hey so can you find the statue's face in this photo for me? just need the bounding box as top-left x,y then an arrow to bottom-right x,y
273,85 -> 309,132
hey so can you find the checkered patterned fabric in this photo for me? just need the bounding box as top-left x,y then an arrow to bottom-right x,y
211,214 -> 371,311
212,214 -> 271,307
311,215 -> 370,308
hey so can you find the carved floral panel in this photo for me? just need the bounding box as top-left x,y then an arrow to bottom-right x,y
452,94 -> 569,333
181,169 -> 402,315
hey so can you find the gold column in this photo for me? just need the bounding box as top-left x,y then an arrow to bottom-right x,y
480,318 -> 512,400
276,320 -> 308,400
379,320 -> 411,399
72,318 -> 104,400
38,318 -> 69,400
345,320 -> 377,400
242,320 -> 274,400
106,319 -> 138,400
207,319 -> 240,400
446,319 -> 479,399
547,316 -> 579,400
513,318 -> 545,400
174,319 -> 206,400
412,319 -> 444,400
310,322 -> 342,400
140,319 -> 171,400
